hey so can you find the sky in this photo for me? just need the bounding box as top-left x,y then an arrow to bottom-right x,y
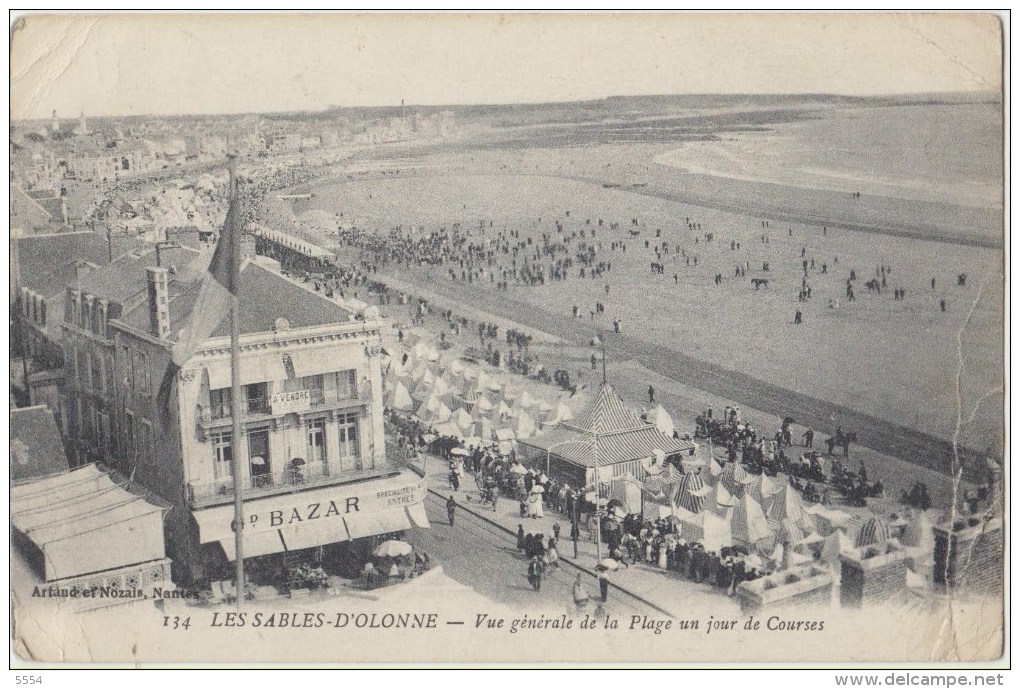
9,12 -> 1004,120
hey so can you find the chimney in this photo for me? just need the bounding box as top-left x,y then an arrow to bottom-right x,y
146,267 -> 171,339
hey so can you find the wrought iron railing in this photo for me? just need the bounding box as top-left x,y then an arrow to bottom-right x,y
196,387 -> 367,424
187,459 -> 399,507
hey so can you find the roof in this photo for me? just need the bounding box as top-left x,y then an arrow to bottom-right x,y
521,383 -> 696,467
563,382 -> 646,434
118,259 -> 355,343
15,230 -> 138,297
10,406 -> 71,482
10,185 -> 55,229
11,465 -> 169,582
75,244 -> 203,303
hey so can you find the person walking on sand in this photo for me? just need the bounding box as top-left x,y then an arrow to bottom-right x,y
648,385 -> 655,403
446,496 -> 457,527
803,427 -> 814,448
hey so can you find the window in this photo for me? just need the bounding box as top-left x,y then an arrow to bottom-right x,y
338,412 -> 359,459
122,346 -> 133,390
338,369 -> 357,399
304,374 -> 324,404
209,388 -> 231,419
307,419 -> 326,463
40,301 -> 46,326
245,383 -> 268,415
212,432 -> 232,480
104,353 -> 114,397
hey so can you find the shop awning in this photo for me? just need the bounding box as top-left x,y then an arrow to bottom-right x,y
289,349 -> 339,379
11,465 -> 169,582
344,507 -> 412,540
407,503 -> 430,529
218,530 -> 289,562
281,517 -> 351,551
204,353 -> 286,391
240,353 -> 287,386
205,363 -> 230,390
193,472 -> 429,557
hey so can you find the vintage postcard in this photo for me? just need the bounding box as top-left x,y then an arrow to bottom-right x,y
9,12 -> 1005,665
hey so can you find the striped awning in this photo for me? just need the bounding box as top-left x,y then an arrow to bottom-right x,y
523,425 -> 695,469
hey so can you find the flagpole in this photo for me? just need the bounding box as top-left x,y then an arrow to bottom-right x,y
228,157 -> 246,609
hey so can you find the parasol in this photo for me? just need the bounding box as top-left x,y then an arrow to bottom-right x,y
599,558 -> 620,571
373,540 -> 413,558
450,447 -> 469,456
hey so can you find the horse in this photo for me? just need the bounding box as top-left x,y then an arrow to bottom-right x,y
629,229 -> 640,237
826,430 -> 857,457
751,277 -> 769,290
865,279 -> 880,293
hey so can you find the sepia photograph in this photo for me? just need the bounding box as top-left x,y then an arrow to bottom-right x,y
8,12 -> 1006,667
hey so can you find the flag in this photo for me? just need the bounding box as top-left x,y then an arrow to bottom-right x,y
157,160 -> 241,421
172,164 -> 240,367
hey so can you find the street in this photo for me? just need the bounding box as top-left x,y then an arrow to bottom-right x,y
409,491 -> 661,618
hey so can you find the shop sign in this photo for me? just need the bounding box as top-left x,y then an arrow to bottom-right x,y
271,389 -> 310,414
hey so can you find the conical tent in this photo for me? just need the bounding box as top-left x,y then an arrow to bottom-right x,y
471,418 -> 494,442
820,530 -> 855,565
412,341 -> 429,358
759,473 -> 785,499
515,413 -> 536,439
673,472 -> 707,514
475,395 -> 495,412
608,476 -> 643,514
474,370 -> 492,393
519,390 -> 538,409
731,463 -> 755,485
386,381 -> 414,412
647,405 -> 675,437
704,481 -> 738,516
453,408 -> 474,430
432,376 -> 451,397
433,421 -> 462,438
678,510 -> 732,552
765,484 -> 815,536
855,516 -> 890,548
731,495 -> 775,544
497,401 -> 514,419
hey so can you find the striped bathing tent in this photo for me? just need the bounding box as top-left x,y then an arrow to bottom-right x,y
673,472 -> 709,514
855,516 -> 891,548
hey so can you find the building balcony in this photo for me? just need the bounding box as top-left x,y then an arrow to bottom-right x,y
187,459 -> 400,509
195,389 -> 368,428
